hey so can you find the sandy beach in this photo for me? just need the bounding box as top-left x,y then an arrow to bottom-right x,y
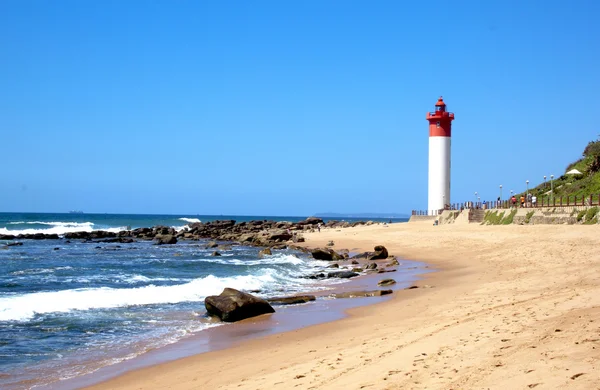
86,222 -> 600,389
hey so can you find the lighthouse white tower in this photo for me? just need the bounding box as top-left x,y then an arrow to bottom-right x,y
426,97 -> 454,215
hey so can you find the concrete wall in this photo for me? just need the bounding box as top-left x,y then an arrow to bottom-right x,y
408,215 -> 438,223
429,206 -> 600,225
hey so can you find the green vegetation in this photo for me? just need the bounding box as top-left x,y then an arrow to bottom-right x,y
524,211 -> 535,224
584,206 -> 598,224
482,209 -> 517,225
577,210 -> 586,222
521,140 -> 600,204
501,209 -> 517,225
483,210 -> 505,225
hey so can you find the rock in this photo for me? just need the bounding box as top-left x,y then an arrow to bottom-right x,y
351,251 -> 371,259
258,248 -> 272,258
351,260 -> 359,265
329,263 -> 340,268
154,235 -> 177,245
204,288 -> 275,322
331,290 -> 393,298
311,248 -> 344,261
267,295 -> 316,305
367,245 -> 388,260
378,278 -> 396,286
327,271 -> 359,279
205,241 -> 219,248
386,258 -> 400,266
326,240 -> 335,246
406,285 -> 434,290
267,230 -> 292,242
365,262 -> 377,270
292,235 -> 305,243
53,247 -> 60,251
6,242 -> 23,247
298,217 -> 323,226
211,251 -> 222,256
351,267 -> 363,272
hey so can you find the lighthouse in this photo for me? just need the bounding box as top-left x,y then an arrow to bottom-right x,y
426,96 -> 454,215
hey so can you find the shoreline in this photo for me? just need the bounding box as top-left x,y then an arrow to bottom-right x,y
34,224 -> 426,390
55,266 -> 427,390
80,221 -> 600,389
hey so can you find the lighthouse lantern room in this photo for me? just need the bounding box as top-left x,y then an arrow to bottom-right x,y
426,96 -> 454,215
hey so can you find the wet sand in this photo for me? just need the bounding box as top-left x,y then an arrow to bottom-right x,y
85,222 -> 600,389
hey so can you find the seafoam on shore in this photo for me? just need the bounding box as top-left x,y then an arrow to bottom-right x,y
0,212 -> 414,389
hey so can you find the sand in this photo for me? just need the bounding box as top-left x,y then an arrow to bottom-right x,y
86,222 -> 600,389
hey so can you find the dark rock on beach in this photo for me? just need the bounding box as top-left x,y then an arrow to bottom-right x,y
327,271 -> 359,279
367,245 -> 388,260
211,251 -> 222,256
267,295 -> 316,305
205,288 -> 275,322
331,290 -> 393,299
6,242 -> 23,247
377,278 -> 396,286
311,248 -> 344,261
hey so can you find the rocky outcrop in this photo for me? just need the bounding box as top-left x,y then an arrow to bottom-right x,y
267,295 -> 316,305
205,288 -> 275,322
154,235 -> 177,245
367,245 -> 388,260
311,248 -> 344,261
1,217 -> 377,247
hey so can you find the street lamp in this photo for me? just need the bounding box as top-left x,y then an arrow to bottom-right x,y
550,174 -> 554,202
499,185 -> 503,208
544,175 -> 547,188
526,180 -> 529,207
474,192 -> 478,208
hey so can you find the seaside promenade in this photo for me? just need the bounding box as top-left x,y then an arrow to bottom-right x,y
87,222 -> 600,390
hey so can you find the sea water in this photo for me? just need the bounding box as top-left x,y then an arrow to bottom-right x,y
0,212 -> 408,389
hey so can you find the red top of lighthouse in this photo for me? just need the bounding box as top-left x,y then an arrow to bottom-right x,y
426,96 -> 454,137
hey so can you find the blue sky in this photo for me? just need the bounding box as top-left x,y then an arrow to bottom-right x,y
1,0 -> 599,216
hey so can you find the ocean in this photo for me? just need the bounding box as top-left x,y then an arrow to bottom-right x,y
0,212 -> 410,389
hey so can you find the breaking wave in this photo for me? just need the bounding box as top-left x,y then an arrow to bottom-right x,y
0,221 -> 125,236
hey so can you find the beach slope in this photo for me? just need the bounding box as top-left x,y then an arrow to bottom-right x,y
87,222 -> 600,389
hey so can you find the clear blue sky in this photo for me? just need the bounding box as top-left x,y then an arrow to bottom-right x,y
1,0 -> 599,216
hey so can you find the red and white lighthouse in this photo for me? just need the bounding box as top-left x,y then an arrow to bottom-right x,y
426,96 -> 454,215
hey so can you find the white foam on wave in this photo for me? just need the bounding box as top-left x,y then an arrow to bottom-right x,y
0,272 -> 274,322
172,225 -> 189,232
203,253 -> 306,267
179,218 -> 201,223
0,221 -> 127,236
